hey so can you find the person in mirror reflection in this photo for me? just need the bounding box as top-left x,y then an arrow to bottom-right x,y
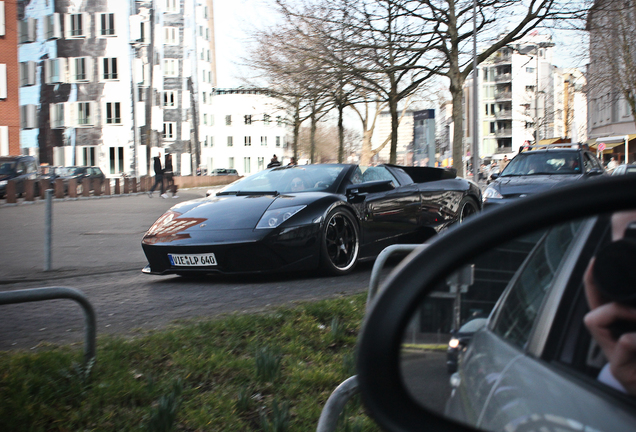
584,210 -> 636,395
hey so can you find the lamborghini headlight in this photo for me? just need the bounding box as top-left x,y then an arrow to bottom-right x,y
256,205 -> 306,229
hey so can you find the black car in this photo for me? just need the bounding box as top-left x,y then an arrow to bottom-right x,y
210,168 -> 239,176
141,163 -> 481,276
0,155 -> 40,198
446,317 -> 487,373
356,174 -> 636,432
483,145 -> 606,208
57,166 -> 106,194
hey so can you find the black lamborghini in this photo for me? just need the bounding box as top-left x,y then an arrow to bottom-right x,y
141,163 -> 481,276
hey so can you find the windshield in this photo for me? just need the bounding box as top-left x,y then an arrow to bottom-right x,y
0,161 -> 16,175
502,152 -> 582,176
218,165 -> 346,195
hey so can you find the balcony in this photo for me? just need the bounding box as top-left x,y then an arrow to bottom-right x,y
495,110 -> 512,119
491,54 -> 512,64
494,92 -> 512,101
495,146 -> 513,154
495,128 -> 512,137
494,73 -> 512,83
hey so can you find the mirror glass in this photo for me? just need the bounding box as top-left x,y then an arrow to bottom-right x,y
399,209 -> 636,432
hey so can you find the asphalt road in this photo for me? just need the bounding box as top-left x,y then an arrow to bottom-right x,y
0,189 -> 391,351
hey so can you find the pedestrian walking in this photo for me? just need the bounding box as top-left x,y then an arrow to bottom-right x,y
148,156 -> 165,198
267,154 -> 281,168
164,154 -> 178,198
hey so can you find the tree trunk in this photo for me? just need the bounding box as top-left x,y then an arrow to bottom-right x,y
389,93 -> 399,164
310,109 -> 317,163
338,104 -> 345,163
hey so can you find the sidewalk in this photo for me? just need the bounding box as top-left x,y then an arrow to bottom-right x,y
0,187 -> 218,284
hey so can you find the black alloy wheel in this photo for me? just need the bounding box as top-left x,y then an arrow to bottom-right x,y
458,197 -> 479,222
320,208 -> 360,275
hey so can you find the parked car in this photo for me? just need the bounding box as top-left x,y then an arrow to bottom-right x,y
356,174 -> 636,432
210,168 -> 239,176
56,166 -> 106,194
483,144 -> 606,208
141,163 -> 481,277
446,317 -> 487,373
611,163 -> 636,176
0,155 -> 40,198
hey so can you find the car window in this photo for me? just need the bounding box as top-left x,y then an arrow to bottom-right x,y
502,152 -> 581,176
350,166 -> 397,185
491,220 -> 583,349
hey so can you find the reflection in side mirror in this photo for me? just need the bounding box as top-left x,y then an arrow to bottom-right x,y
398,215 -> 636,432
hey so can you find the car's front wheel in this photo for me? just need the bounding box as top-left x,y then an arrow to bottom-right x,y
320,208 -> 360,275
458,196 -> 479,223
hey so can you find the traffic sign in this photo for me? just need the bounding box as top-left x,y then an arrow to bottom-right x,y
598,142 -> 606,152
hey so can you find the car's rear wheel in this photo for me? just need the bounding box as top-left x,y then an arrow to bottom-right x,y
320,208 -> 359,275
458,196 -> 479,222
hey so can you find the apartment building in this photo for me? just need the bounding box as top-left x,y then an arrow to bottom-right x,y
200,89 -> 291,176
465,34 -> 586,160
17,0 -> 216,177
0,0 -> 20,155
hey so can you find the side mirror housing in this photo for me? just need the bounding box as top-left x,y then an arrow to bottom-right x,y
346,180 -> 395,198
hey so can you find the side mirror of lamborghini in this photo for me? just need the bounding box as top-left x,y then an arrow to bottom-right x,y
346,180 -> 395,198
356,174 -> 636,432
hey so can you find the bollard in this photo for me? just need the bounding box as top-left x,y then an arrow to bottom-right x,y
82,178 -> 90,197
5,180 -> 16,203
123,177 -> 130,194
94,178 -> 102,196
39,179 -> 49,199
44,189 -> 53,271
24,179 -> 35,201
68,178 -> 77,198
104,178 -> 111,196
132,177 -> 138,193
55,178 -> 65,198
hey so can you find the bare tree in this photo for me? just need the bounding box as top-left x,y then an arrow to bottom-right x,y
587,0 -> 636,136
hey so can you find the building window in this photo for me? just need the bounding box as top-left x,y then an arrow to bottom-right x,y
45,58 -> 66,84
69,13 -> 86,37
227,136 -> 233,146
202,92 -> 207,104
77,102 -> 93,126
244,136 -> 251,146
206,27 -> 210,40
164,59 -> 178,77
19,18 -> 36,43
99,13 -> 115,36
203,114 -> 208,125
0,2 -> 4,37
276,136 -> 281,147
225,115 -> 231,125
209,114 -> 214,126
20,104 -> 37,129
526,85 -> 535,92
163,122 -> 176,140
244,157 -> 251,174
106,102 -> 121,124
19,61 -> 36,86
276,116 -> 283,126
164,27 -> 178,44
261,136 -> 267,146
258,157 -> 264,171
43,14 -> 61,39
263,114 -> 270,125
50,103 -> 65,128
109,147 -> 124,174
228,157 -> 234,169
209,136 -> 214,146
165,0 -> 178,13
163,91 -> 176,107
244,115 -> 252,125
70,57 -> 90,82
102,58 -> 118,80
526,67 -> 535,74
0,64 -> 5,99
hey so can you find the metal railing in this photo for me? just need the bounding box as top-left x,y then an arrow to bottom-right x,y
0,287 -> 96,365
317,244 -> 425,432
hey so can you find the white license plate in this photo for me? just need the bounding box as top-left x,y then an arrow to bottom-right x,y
168,253 -> 217,267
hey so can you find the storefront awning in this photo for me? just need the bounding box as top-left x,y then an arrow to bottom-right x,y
590,134 -> 636,153
538,137 -> 571,145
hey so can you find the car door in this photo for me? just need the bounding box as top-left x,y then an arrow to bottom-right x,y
351,166 -> 420,252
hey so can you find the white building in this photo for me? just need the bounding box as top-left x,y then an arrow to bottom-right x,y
200,89 -> 291,176
465,34 -> 586,161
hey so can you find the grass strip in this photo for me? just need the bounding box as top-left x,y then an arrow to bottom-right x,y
0,293 -> 380,432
